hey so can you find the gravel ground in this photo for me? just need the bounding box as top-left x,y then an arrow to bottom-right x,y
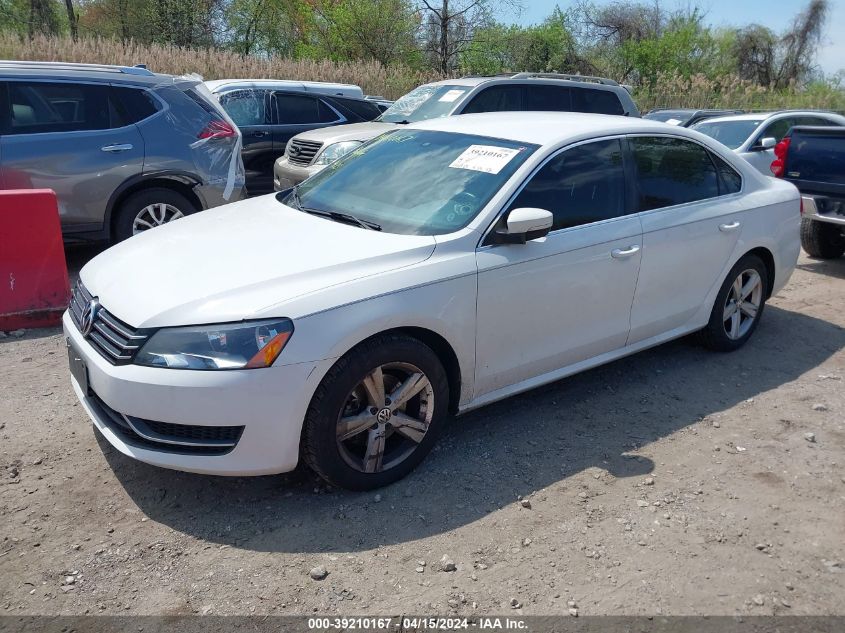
1,251 -> 844,616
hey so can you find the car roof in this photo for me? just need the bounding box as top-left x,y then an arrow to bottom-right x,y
427,73 -> 622,90
0,60 -> 182,86
408,111 -> 682,145
205,79 -> 362,95
699,110 -> 845,125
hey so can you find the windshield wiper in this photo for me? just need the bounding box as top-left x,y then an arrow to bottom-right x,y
301,207 -> 382,231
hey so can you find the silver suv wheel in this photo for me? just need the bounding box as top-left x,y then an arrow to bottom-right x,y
132,203 -> 185,234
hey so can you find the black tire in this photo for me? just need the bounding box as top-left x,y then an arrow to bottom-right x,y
301,333 -> 450,491
800,217 -> 845,259
698,254 -> 769,352
113,188 -> 197,243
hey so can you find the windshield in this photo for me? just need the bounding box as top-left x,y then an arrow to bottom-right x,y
284,130 -> 537,235
692,119 -> 762,149
644,111 -> 691,125
378,84 -> 470,124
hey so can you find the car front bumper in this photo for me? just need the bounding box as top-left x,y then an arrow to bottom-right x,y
63,311 -> 333,476
273,157 -> 324,191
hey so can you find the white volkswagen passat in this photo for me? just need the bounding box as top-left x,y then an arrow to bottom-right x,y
65,112 -> 800,490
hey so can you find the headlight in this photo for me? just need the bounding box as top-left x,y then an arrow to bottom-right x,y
135,319 -> 293,370
313,141 -> 362,166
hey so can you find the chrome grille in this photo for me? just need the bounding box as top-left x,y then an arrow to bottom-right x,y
68,281 -> 149,365
287,139 -> 323,166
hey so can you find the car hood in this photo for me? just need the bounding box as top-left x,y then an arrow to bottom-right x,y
295,121 -> 397,144
81,195 -> 436,328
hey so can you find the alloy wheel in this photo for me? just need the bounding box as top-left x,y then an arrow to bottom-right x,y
132,203 -> 185,235
723,268 -> 763,340
336,362 -> 434,473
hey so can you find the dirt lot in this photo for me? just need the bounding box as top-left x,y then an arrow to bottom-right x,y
1,251 -> 844,617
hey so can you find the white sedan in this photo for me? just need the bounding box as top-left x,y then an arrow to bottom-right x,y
65,112 -> 800,490
692,110 -> 845,174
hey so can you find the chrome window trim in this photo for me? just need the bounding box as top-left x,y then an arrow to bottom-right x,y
477,132 -> 746,249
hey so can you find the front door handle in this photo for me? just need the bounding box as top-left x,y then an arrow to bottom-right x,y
611,245 -> 641,259
719,221 -> 741,232
100,143 -> 133,153
251,131 -> 269,138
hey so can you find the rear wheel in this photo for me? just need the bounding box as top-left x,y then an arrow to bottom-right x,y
699,254 -> 768,352
113,188 -> 197,242
301,334 -> 449,490
800,217 -> 845,259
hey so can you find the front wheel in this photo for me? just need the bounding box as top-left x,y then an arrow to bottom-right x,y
301,334 -> 450,490
698,254 -> 768,352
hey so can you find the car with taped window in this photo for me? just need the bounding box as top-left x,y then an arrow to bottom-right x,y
0,61 -> 245,243
66,112 -> 799,490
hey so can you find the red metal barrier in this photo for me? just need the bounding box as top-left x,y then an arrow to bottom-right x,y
0,189 -> 69,330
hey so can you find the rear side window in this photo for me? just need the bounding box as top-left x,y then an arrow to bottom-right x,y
7,81 -> 111,134
630,136 -> 719,211
462,85 -> 522,114
571,88 -> 624,115
508,138 -> 627,230
331,97 -> 379,121
317,100 -> 341,123
275,94 -> 322,124
218,89 -> 267,126
525,85 -> 572,111
712,153 -> 742,194
110,86 -> 160,125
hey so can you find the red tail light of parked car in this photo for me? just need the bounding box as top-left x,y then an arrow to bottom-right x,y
770,137 -> 791,177
198,119 -> 238,140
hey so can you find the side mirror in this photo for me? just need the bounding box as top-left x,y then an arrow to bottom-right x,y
757,137 -> 777,150
492,207 -> 554,244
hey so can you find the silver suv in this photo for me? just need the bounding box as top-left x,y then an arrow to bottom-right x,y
274,73 -> 639,190
0,61 -> 245,243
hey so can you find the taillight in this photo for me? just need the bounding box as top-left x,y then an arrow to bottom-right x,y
770,137 -> 791,178
198,119 -> 237,140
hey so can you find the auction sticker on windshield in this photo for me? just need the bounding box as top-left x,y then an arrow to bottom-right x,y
449,145 -> 521,174
438,89 -> 466,103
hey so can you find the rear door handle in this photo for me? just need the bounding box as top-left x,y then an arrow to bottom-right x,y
719,221 -> 741,232
251,131 -> 269,138
100,143 -> 133,153
611,245 -> 640,259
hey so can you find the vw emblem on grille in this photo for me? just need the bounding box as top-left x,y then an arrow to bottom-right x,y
80,298 -> 100,338
289,145 -> 301,157
377,408 -> 392,423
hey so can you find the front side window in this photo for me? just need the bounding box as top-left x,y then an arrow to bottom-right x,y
758,117 -> 796,144
7,81 -> 110,134
218,89 -> 266,126
463,85 -> 523,114
507,138 -> 626,230
378,84 -> 469,123
630,136 -> 719,211
288,130 -> 537,235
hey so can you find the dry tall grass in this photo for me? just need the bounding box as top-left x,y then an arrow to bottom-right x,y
2,33 -> 843,111
637,72 -> 845,113
0,33 -> 441,99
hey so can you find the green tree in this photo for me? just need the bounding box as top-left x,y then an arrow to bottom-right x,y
310,0 -> 422,67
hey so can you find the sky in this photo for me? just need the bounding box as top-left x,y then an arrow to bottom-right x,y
506,0 -> 845,75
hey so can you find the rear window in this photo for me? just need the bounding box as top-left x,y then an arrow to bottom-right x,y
788,132 -> 845,184
571,88 -> 624,115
